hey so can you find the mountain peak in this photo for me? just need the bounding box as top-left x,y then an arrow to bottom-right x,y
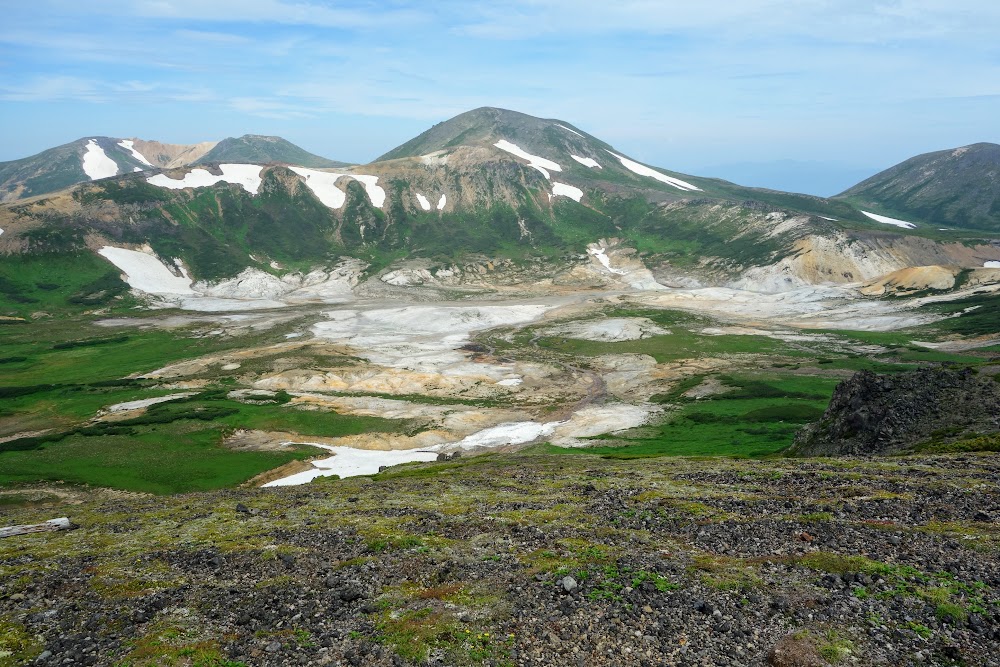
195,135 -> 348,168
837,142 -> 1000,230
376,107 -> 595,162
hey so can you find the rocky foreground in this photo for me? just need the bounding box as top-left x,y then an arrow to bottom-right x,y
1,452 -> 998,667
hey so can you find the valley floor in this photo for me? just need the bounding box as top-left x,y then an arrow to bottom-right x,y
0,452 -> 997,666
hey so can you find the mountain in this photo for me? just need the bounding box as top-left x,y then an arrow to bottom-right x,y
0,137 -> 154,202
837,142 -> 1000,230
1,107 -> 998,315
0,134 -> 345,203
193,134 -> 349,168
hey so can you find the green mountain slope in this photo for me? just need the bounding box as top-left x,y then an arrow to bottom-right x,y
194,135 -> 350,168
836,142 -> 1000,230
0,137 -> 149,202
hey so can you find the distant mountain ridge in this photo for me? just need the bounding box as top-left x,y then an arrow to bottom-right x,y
836,142 -> 1000,231
0,134 -> 347,202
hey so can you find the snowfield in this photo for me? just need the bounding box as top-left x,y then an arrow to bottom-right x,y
290,167 -> 346,208
264,445 -> 440,485
82,140 -> 119,180
861,210 -> 918,229
494,140 -> 562,179
551,182 -> 584,202
985,261 -> 1000,268
289,167 -> 385,209
117,139 -> 153,167
571,155 -> 601,169
416,193 -> 431,211
147,164 -> 263,194
437,193 -> 447,210
606,151 -> 701,191
98,246 -> 195,295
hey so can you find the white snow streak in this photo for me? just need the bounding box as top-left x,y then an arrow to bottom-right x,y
551,182 -> 583,202
494,140 -> 562,179
437,193 -> 447,210
104,393 -> 196,413
415,193 -> 431,211
571,155 -> 601,169
985,261 -> 1000,268
98,246 -> 194,295
82,140 -> 119,180
555,123 -> 584,137
606,151 -> 701,191
147,164 -> 263,194
860,210 -> 918,229
117,139 -> 153,167
449,421 -> 557,449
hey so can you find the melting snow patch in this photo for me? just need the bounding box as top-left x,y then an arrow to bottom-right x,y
587,246 -> 627,275
289,167 -> 384,209
98,246 -> 195,295
82,140 -> 119,180
416,193 -> 431,211
497,378 -> 523,387
147,164 -> 263,194
860,210 -> 917,229
571,155 -> 601,169
606,151 -> 701,191
103,393 -> 196,413
133,167 -> 143,172
494,140 -> 562,179
555,123 -> 584,137
551,182 -> 583,202
449,421 -> 558,450
437,193 -> 447,210
290,167 -> 345,208
985,261 -> 1000,268
117,139 -> 153,166
350,175 -> 386,208
264,445 -> 440,485
818,216 -> 837,221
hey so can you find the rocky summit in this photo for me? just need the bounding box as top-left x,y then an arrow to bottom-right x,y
792,367 -> 1000,456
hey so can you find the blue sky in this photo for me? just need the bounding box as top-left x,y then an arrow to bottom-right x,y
2,1 -> 999,194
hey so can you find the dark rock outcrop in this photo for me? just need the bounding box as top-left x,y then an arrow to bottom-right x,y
790,367 -> 1000,456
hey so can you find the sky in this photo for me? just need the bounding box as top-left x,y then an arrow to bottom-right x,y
2,0 -> 999,195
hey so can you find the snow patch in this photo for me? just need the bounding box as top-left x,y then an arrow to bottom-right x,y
818,216 -> 837,221
437,193 -> 446,210
103,393 -> 196,413
448,421 -> 558,450
351,174 -> 386,208
117,139 -> 153,166
147,164 -> 263,194
605,151 -> 701,191
264,445 -> 439,485
82,140 -> 119,180
290,167 -> 345,208
571,155 -> 601,169
98,246 -> 194,295
587,246 -> 627,275
860,210 -> 917,229
497,378 -> 523,387
551,182 -> 583,202
415,193 -> 431,211
493,140 -> 562,179
555,123 -> 584,137
289,167 -> 384,209
985,261 -> 1000,268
